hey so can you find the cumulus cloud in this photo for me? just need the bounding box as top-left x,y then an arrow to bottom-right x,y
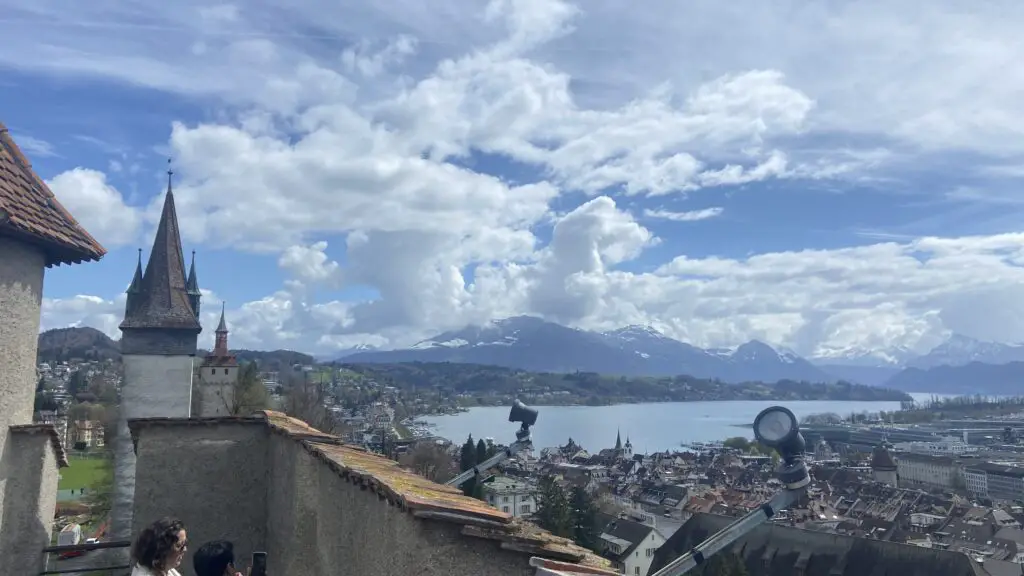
46,168 -> 142,248
18,0 -> 1024,357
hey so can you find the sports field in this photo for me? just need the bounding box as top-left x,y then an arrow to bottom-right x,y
57,456 -> 108,490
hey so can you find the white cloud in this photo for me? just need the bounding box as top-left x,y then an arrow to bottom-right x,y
644,207 -> 723,222
278,242 -> 342,287
18,0 -> 1024,358
46,168 -> 142,248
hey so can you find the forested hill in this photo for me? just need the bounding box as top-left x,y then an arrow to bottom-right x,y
36,327 -> 313,370
335,362 -> 912,404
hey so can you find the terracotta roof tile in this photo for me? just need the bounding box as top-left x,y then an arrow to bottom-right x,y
10,423 -> 69,467
0,122 -> 106,266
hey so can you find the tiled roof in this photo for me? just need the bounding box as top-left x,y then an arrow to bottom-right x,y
119,182 -> 201,331
128,411 -> 612,571
10,423 -> 69,467
0,122 -> 105,266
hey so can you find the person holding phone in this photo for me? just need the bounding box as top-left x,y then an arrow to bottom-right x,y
193,540 -> 267,576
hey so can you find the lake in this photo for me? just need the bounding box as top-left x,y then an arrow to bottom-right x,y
422,393 -> 939,452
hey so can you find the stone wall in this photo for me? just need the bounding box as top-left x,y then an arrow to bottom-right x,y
130,413 -> 610,576
0,236 -> 53,576
0,427 -> 62,575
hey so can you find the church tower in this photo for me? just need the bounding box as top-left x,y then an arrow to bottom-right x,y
110,166 -> 202,549
198,302 -> 239,416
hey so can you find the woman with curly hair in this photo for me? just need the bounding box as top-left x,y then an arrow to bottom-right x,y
130,517 -> 189,576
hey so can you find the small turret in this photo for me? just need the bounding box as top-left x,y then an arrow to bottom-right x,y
186,250 -> 201,320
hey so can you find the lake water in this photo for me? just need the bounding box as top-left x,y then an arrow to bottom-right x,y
422,393 -> 939,452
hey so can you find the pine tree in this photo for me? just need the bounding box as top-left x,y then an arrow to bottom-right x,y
459,435 -> 477,497
535,476 -> 572,537
476,438 -> 488,466
569,486 -> 598,550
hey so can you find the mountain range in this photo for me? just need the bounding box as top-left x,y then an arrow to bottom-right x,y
343,316 -> 1024,395
36,318 -> 1024,396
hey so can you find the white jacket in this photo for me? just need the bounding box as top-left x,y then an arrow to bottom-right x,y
130,565 -> 182,576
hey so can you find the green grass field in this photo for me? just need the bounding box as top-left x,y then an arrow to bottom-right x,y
58,457 -> 108,490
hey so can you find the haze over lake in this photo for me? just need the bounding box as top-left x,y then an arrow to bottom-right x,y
422,394 -> 940,452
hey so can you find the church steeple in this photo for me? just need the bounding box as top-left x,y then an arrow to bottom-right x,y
213,302 -> 229,356
615,429 -> 623,451
119,163 -> 201,354
186,250 -> 201,320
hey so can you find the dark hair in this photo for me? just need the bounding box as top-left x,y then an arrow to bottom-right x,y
193,540 -> 235,576
131,517 -> 186,573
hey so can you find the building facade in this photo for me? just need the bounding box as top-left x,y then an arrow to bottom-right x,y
197,303 -> 238,416
483,476 -> 538,518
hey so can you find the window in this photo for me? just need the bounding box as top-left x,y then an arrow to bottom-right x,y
502,506 -> 510,513
502,496 -> 510,503
210,368 -> 215,375
224,368 -> 228,375
520,505 -> 531,514
635,568 -> 640,575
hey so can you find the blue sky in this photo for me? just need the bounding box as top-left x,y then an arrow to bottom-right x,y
7,0 -> 1024,360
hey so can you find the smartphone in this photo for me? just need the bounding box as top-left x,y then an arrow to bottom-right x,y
251,551 -> 267,576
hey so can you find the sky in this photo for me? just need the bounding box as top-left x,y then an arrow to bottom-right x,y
6,0 -> 1024,361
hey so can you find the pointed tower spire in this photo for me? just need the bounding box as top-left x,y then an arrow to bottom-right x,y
216,301 -> 228,333
124,248 -> 144,317
119,162 -> 202,354
615,429 -> 622,451
186,249 -> 201,319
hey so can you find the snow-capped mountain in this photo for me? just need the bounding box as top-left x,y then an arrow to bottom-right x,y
343,316 -> 834,384
908,334 -> 1024,369
333,344 -> 378,359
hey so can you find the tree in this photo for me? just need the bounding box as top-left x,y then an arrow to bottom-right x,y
284,371 -> 339,434
459,435 -> 477,497
476,438 -> 488,466
399,442 -> 457,482
569,486 -> 598,550
67,370 -> 88,397
534,476 -> 572,537
228,362 -> 270,415
723,437 -> 751,451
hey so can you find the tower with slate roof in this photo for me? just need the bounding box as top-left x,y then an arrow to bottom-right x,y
110,165 -> 202,551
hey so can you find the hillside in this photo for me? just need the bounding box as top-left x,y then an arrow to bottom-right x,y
37,327 -> 120,363
336,362 -> 912,404
884,361 -> 1024,395
37,327 -> 313,370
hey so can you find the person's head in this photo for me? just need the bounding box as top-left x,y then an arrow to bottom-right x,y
193,540 -> 236,576
131,517 -> 188,574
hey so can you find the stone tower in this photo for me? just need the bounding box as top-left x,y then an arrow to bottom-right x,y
198,303 -> 238,416
0,121 -> 105,574
870,444 -> 898,487
111,168 -> 201,549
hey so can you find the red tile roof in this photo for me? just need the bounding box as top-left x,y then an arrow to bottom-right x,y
0,122 -> 106,266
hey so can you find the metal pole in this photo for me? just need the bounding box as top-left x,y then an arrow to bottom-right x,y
649,487 -> 806,576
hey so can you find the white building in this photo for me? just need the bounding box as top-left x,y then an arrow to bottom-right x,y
482,476 -> 537,518
892,437 -> 979,456
595,513 -> 665,576
896,452 -> 962,491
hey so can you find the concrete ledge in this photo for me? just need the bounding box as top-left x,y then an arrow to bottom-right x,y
10,423 -> 68,467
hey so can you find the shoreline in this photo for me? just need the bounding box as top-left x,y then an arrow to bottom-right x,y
415,396 -> 908,419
